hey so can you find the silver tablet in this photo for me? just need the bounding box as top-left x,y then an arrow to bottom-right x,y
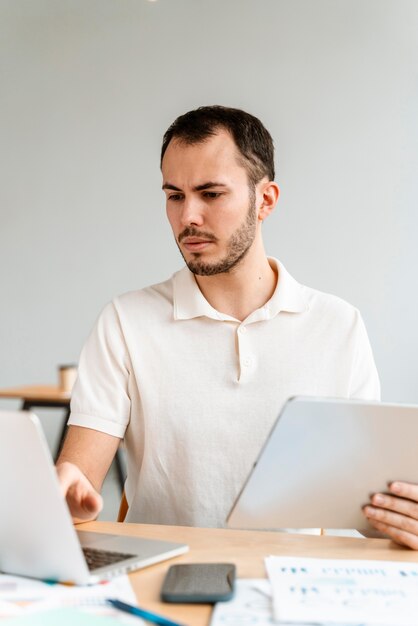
227,397 -> 418,531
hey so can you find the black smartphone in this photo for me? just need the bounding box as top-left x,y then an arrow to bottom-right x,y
161,563 -> 236,603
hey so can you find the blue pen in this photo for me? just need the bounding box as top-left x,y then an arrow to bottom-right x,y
107,598 -> 187,626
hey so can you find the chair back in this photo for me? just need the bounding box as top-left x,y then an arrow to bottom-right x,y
117,490 -> 128,522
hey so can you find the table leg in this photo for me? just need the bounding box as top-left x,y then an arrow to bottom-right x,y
20,400 -> 69,461
54,407 -> 70,461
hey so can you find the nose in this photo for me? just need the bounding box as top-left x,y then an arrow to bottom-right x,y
180,196 -> 204,227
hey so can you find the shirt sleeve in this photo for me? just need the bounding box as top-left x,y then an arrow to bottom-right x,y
68,301 -> 131,438
348,311 -> 381,401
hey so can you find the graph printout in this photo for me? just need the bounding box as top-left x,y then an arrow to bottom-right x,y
265,556 -> 418,625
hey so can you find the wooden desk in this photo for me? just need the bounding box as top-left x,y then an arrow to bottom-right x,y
0,384 -> 72,404
0,384 -> 125,490
82,521 -> 418,626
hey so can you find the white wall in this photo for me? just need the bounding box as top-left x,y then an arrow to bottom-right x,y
1,0 -> 417,434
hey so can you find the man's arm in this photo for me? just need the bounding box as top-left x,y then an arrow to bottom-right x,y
56,425 -> 121,523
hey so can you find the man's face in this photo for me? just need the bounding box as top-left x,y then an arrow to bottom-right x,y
162,130 -> 257,276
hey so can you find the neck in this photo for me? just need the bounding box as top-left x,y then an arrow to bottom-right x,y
193,243 -> 277,321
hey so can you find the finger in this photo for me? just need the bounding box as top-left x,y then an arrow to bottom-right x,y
363,504 -> 418,536
57,463 -> 103,519
67,495 -> 102,522
370,493 -> 418,520
67,480 -> 103,518
389,481 -> 418,502
364,517 -> 418,550
82,491 -> 103,515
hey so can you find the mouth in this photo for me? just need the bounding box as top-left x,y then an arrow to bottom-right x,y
182,238 -> 214,252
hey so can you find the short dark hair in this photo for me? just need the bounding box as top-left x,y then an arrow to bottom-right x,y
161,105 -> 275,186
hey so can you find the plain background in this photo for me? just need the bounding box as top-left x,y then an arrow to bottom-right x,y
1,0 -> 417,455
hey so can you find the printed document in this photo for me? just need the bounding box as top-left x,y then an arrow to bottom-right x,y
265,556 -> 418,625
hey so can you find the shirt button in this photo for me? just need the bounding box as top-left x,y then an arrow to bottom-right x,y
238,326 -> 247,334
243,358 -> 251,367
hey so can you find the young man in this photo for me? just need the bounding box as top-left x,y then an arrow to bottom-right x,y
57,106 -> 418,548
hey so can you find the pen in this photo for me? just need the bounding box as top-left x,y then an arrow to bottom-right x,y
107,598 -> 187,626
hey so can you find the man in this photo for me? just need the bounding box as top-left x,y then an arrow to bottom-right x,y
57,106 -> 418,548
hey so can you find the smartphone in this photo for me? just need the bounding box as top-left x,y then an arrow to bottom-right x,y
161,563 -> 236,603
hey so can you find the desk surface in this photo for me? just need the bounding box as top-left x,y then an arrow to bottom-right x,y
0,384 -> 70,403
81,521 -> 418,626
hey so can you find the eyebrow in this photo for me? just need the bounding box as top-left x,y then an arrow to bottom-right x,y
162,182 -> 229,192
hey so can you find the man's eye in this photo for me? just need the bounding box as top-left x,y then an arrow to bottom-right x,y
203,192 -> 222,199
168,194 -> 183,201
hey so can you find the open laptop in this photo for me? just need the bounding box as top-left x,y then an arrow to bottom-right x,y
227,396 -> 418,531
0,411 -> 188,584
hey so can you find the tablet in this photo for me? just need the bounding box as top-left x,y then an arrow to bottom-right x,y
227,397 -> 418,531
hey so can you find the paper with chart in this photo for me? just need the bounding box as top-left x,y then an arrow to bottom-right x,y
265,556 -> 418,625
210,579 -> 357,626
210,579 -> 275,625
0,573 -> 142,624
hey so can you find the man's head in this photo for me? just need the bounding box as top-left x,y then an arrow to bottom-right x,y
161,105 -> 275,188
161,106 -> 279,276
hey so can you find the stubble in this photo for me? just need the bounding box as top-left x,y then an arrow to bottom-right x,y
177,187 -> 257,276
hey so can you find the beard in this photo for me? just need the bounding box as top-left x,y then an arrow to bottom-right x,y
176,188 -> 257,276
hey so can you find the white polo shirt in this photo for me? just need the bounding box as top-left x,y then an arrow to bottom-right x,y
69,259 -> 380,527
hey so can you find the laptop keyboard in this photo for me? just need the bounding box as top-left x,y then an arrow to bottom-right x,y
82,547 -> 137,571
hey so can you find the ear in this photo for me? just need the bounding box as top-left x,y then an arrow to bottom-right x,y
257,180 -> 280,222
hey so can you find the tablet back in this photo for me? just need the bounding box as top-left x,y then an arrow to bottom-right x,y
227,397 -> 418,530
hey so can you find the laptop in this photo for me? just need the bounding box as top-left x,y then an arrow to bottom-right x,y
227,396 -> 418,531
0,411 -> 188,584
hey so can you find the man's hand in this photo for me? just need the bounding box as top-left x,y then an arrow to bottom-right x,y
56,461 -> 103,524
363,481 -> 418,549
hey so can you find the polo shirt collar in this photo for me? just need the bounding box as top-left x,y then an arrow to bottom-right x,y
266,258 -> 309,317
173,266 -> 227,321
173,257 -> 308,322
